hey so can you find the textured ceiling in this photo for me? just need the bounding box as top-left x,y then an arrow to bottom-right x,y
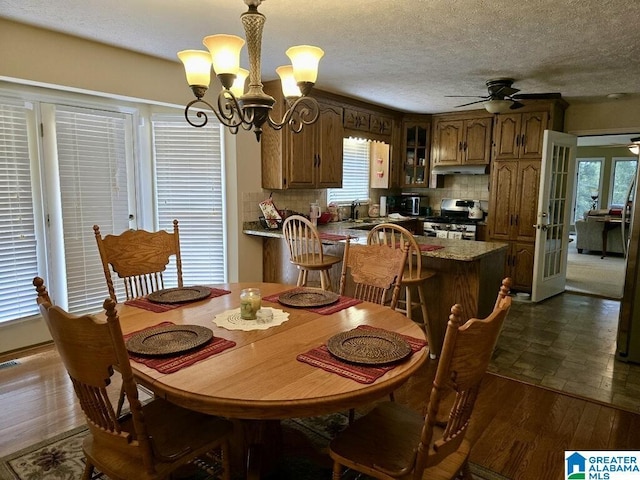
2,0 -> 640,114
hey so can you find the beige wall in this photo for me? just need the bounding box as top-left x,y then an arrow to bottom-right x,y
565,97 -> 640,135
0,18 -> 191,106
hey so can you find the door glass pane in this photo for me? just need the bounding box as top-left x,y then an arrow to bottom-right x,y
574,159 -> 602,222
543,145 -> 570,279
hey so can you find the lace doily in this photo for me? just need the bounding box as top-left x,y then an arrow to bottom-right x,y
212,307 -> 290,331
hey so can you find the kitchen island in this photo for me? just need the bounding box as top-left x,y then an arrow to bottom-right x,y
243,218 -> 508,356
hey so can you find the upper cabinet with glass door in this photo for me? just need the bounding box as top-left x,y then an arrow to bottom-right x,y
402,119 -> 430,187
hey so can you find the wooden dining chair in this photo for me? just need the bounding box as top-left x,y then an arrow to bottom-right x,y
367,223 -> 437,343
94,220 -> 183,303
32,276 -> 233,480
339,239 -> 409,309
329,277 -> 513,480
282,215 -> 342,291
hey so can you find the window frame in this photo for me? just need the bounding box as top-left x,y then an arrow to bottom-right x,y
0,83 -> 227,325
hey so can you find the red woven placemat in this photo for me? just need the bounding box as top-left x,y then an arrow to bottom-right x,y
262,288 -> 362,315
124,322 -> 236,373
318,232 -> 350,241
125,287 -> 231,313
296,325 -> 427,384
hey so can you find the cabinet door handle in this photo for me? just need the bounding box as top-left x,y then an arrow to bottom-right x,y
459,141 -> 463,151
521,134 -> 526,147
515,135 -> 520,147
463,141 -> 467,151
316,154 -> 321,167
514,214 -> 519,226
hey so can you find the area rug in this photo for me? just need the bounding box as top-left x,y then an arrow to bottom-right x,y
0,414 -> 508,480
566,238 -> 626,299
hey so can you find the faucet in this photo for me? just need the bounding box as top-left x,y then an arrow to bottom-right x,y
350,200 -> 360,220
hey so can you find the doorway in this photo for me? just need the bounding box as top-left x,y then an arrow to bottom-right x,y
566,133 -> 640,298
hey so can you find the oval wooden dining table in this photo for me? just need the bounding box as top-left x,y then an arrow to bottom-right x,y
114,282 -> 428,478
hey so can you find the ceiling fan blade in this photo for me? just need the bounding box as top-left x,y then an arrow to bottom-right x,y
444,95 -> 489,98
490,86 -> 520,98
454,99 -> 487,108
510,101 -> 525,110
512,92 -> 562,100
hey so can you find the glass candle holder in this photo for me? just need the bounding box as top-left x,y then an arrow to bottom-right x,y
240,288 -> 262,320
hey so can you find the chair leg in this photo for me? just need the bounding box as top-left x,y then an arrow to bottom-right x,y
332,462 -> 343,480
297,269 -> 305,287
417,283 -> 437,360
116,384 -> 126,417
82,461 -> 95,480
220,440 -> 231,480
404,286 -> 413,320
320,269 -> 333,291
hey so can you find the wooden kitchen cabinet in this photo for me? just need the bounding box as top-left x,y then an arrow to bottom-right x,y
505,242 -> 536,292
489,159 -> 540,243
344,107 -> 393,137
287,104 -> 344,188
493,111 -> 549,160
261,82 -> 344,189
487,100 -> 568,292
401,119 -> 430,187
432,114 -> 492,166
489,160 -> 540,292
343,108 -> 370,132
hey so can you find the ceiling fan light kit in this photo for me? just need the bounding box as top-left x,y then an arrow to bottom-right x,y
483,99 -> 513,114
177,0 -> 324,141
448,78 -> 562,114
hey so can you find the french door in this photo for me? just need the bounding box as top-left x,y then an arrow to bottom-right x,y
531,131 -> 577,302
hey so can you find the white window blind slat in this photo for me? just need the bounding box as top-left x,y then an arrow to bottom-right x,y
0,100 -> 38,322
327,138 -> 370,204
55,106 -> 132,313
152,115 -> 226,284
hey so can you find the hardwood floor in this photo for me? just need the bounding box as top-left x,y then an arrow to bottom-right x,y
2,338 -> 640,479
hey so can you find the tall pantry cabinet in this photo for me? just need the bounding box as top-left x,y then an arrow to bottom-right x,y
488,100 -> 568,292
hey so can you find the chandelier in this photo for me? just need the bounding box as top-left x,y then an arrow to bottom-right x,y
177,0 -> 324,141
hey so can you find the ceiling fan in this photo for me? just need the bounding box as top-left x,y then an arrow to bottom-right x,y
447,78 -> 562,113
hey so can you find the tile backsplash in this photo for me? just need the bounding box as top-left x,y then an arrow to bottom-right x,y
242,174 -> 490,222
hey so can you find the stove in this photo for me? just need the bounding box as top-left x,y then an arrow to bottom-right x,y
423,199 -> 487,240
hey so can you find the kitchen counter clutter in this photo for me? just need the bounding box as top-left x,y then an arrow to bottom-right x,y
243,217 -> 504,262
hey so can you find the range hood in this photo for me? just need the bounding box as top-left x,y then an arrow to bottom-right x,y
431,165 -> 488,175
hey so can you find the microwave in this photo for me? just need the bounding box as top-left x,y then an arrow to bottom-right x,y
399,195 -> 428,216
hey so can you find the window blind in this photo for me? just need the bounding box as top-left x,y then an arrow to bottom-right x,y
0,99 -> 38,322
152,115 -> 226,284
55,106 -> 132,313
327,138 -> 370,204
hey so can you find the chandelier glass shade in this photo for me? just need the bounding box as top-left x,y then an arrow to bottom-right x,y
177,0 -> 324,141
629,137 -> 640,155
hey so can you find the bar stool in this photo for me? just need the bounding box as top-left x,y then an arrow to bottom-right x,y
282,215 -> 342,291
367,223 -> 437,356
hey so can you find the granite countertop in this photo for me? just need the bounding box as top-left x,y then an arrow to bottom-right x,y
243,217 -> 506,262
